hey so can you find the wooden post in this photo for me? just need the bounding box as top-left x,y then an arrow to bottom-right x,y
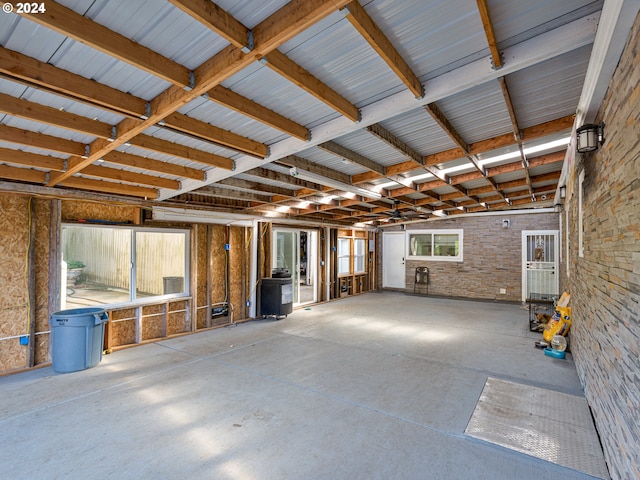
47,199 -> 62,362
27,198 -> 37,367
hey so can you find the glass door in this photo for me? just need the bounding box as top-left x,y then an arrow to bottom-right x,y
272,228 -> 318,306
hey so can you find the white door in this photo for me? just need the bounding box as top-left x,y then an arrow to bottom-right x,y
522,230 -> 559,300
383,232 -> 405,289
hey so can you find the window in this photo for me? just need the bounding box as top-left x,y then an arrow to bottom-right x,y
407,229 -> 463,261
62,225 -> 189,308
354,238 -> 366,274
337,238 -> 351,275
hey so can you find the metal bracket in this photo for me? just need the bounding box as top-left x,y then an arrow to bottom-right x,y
183,71 -> 196,91
490,52 -> 505,70
231,160 -> 237,171
109,126 -> 117,142
82,145 -> 90,158
241,30 -> 254,54
258,57 -> 268,66
140,102 -> 151,120
62,159 -> 68,172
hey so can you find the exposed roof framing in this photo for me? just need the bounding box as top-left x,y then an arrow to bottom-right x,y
0,0 -> 627,225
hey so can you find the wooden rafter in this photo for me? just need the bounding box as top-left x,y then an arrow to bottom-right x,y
0,125 -> 85,156
317,141 -> 386,175
0,148 -> 65,171
167,0 -> 250,50
208,86 -> 309,141
342,1 -> 422,98
425,103 -> 469,153
59,176 -> 159,199
264,50 -> 359,122
16,1 -> 190,86
128,135 -> 234,170
476,0 -> 502,69
45,0 -> 351,186
0,92 -> 113,139
102,151 -> 206,181
77,164 -> 181,190
276,155 -> 352,184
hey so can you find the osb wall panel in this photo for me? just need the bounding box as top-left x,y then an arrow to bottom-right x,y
0,339 -> 27,373
34,200 -> 51,340
34,333 -> 49,365
229,227 -> 247,320
195,225 -> 208,330
109,308 -> 136,346
141,304 -> 164,340
211,225 -> 227,305
0,196 -> 30,371
167,300 -> 187,335
61,201 -> 139,223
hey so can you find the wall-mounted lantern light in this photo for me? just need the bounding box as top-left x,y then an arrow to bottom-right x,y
576,123 -> 605,153
560,185 -> 566,199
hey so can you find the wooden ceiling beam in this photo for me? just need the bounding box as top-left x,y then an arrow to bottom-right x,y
498,77 -> 520,140
342,1 -> 422,98
46,0 -> 350,185
264,50 -> 359,122
208,86 -> 309,141
0,46 -> 145,117
0,164 -> 47,183
17,0 -> 190,86
0,125 -> 85,156
277,155 -> 352,184
163,113 -> 268,158
0,92 -> 114,139
102,151 -> 205,180
317,141 -> 386,175
128,135 -> 234,170
0,147 -> 65,171
77,163 -> 181,190
476,0 -> 502,69
167,0 -> 250,50
367,124 -> 423,165
217,177 -> 296,197
351,171 -> 384,184
190,185 -> 269,202
243,167 -> 322,190
423,115 -> 574,167
59,176 -> 159,199
425,103 -> 469,153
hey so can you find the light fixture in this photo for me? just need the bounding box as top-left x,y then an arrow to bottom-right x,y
576,123 -> 605,153
560,185 -> 566,199
289,167 -> 382,200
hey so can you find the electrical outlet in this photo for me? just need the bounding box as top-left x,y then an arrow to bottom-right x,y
500,288 -> 507,294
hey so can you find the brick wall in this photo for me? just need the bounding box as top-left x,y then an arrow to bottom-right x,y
562,13 -> 640,480
382,211 -> 559,302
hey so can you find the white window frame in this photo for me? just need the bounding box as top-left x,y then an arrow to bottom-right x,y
62,224 -> 190,308
337,237 -> 352,276
354,238 -> 366,274
406,229 -> 463,262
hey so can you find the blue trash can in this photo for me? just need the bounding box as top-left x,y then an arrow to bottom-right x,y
49,307 -> 108,373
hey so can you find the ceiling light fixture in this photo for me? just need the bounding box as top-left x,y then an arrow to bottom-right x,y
289,167 -> 382,199
576,123 -> 605,153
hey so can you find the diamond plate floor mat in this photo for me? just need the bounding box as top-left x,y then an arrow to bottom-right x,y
465,377 -> 609,479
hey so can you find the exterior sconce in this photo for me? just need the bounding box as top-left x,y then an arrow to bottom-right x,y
502,219 -> 510,229
559,185 -> 566,199
576,123 -> 605,153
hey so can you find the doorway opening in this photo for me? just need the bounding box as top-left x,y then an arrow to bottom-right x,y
272,228 -> 318,306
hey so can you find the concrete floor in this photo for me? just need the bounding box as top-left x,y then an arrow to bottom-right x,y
0,293 -> 606,480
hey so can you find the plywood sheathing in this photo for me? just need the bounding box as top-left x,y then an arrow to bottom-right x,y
210,225 -> 227,306
61,201 -> 139,224
229,226 -> 245,320
141,304 -> 164,341
109,308 -> 136,347
34,199 -> 52,366
196,225 -> 208,330
0,196 -> 30,371
167,300 -> 188,336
